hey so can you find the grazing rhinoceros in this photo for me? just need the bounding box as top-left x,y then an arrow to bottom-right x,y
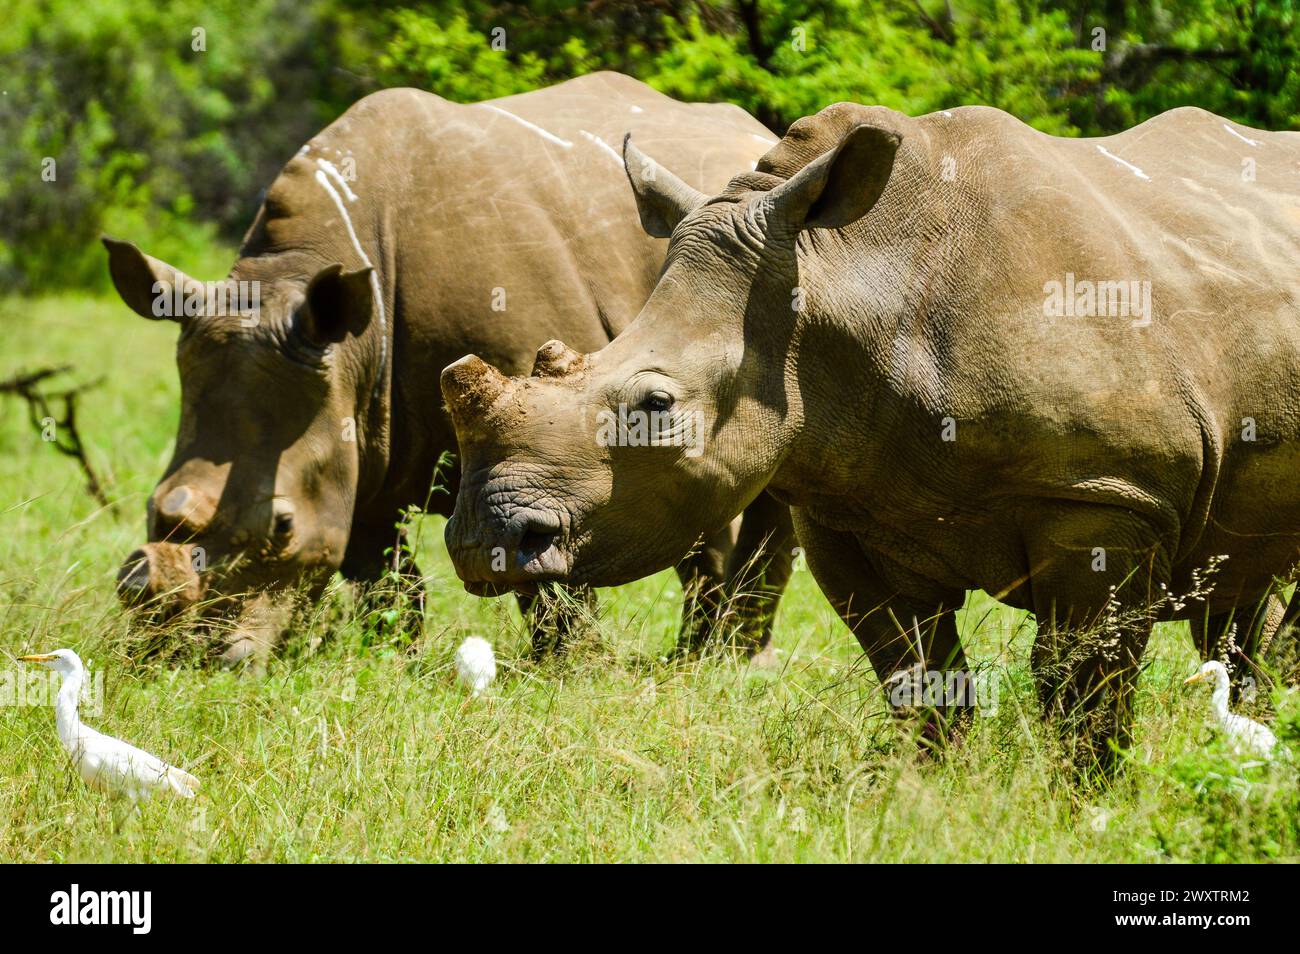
107,72 -> 794,667
442,101 -> 1300,768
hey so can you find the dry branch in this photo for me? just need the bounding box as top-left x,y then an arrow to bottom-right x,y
0,365 -> 110,506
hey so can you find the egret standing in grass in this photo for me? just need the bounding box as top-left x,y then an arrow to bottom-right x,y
20,650 -> 200,802
454,637 -> 496,697
1184,660 -> 1278,761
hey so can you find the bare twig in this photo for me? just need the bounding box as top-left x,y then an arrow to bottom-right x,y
0,365 -> 110,506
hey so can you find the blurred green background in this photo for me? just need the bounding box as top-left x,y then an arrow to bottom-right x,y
4,0 -> 1298,294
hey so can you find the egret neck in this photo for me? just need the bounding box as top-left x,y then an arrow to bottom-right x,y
1207,669 -> 1231,722
53,658 -> 85,752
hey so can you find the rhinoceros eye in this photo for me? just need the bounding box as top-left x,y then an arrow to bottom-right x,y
642,390 -> 675,413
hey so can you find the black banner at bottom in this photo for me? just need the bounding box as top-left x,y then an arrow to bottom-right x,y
0,864 -> 1279,940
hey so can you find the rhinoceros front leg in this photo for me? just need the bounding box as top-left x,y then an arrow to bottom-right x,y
516,584 -> 598,657
792,510 -> 971,742
340,518 -> 426,639
1267,588 -> 1300,685
220,590 -> 296,674
673,522 -> 732,655
673,494 -> 796,655
723,493 -> 796,653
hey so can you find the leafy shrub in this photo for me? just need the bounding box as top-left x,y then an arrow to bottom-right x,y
6,0 -> 1300,293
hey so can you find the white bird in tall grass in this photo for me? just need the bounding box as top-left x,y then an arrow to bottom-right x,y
20,650 -> 200,802
1184,660 -> 1277,761
454,637 -> 496,697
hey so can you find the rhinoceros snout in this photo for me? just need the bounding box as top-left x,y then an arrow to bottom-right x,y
446,502 -> 571,590
116,542 -> 203,610
116,548 -> 152,603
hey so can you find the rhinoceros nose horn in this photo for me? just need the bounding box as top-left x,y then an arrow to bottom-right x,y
531,339 -> 585,378
160,486 -> 193,518
157,484 -> 215,532
441,355 -> 510,417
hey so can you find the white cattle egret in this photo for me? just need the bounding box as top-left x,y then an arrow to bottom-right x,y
1184,660 -> 1277,760
454,637 -> 496,697
21,650 -> 200,802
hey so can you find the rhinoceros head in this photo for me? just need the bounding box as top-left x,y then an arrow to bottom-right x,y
443,122 -> 902,591
105,237 -> 375,625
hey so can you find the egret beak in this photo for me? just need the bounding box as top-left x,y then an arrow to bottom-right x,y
1183,671 -> 1207,685
19,654 -> 56,663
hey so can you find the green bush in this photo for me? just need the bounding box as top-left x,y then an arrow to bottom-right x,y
0,0 -> 361,292
6,0 -> 1300,293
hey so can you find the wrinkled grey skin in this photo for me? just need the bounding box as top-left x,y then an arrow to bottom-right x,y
107,73 -> 793,667
444,102 -> 1300,768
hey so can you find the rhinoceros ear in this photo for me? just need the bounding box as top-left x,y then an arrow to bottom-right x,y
767,123 -> 901,232
301,263 -> 374,345
102,236 -> 197,321
622,134 -> 706,238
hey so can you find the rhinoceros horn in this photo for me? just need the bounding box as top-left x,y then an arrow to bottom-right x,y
441,354 -> 511,421
530,339 -> 585,378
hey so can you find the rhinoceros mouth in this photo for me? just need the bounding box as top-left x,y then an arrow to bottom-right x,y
116,542 -> 206,615
516,521 -> 566,574
449,507 -> 576,593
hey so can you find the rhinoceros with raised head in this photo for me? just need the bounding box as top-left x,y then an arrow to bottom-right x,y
442,101 -> 1300,767
107,72 -> 794,667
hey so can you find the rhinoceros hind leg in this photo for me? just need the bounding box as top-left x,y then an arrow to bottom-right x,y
1025,505 -> 1168,778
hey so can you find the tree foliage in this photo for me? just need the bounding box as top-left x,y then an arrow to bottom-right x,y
5,0 -> 1299,291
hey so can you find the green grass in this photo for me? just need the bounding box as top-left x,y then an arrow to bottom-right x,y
2,295 -> 1298,862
